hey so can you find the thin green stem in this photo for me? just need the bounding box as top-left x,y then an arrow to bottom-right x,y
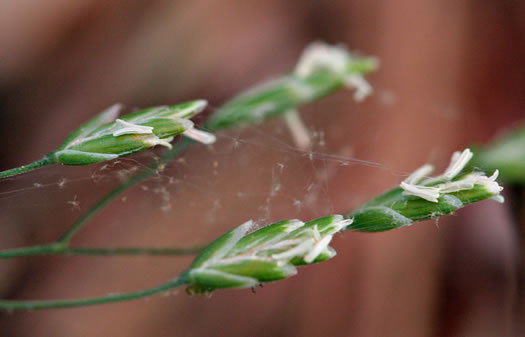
57,138 -> 195,244
57,171 -> 148,244
0,272 -> 189,310
0,243 -> 65,258
66,245 -> 204,256
0,242 -> 204,259
0,138 -> 198,258
0,156 -> 55,179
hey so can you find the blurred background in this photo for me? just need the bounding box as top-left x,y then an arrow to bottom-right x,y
0,1 -> 524,336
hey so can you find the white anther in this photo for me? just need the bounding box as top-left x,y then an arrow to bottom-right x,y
304,235 -> 333,263
404,164 -> 435,185
183,128 -> 216,144
295,42 -> 349,77
443,148 -> 473,179
113,119 -> 154,136
400,182 -> 441,203
436,180 -> 475,193
283,109 -> 311,150
468,169 -> 503,195
330,218 -> 353,233
344,74 -> 373,101
271,239 -> 315,261
144,136 -> 173,149
401,149 -> 503,203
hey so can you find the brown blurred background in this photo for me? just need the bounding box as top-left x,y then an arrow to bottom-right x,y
0,1 -> 524,336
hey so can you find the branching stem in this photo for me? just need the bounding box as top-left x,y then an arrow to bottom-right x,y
0,243 -> 204,259
0,272 -> 189,310
58,138 -> 195,244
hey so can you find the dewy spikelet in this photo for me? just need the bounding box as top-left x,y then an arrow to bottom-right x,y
52,100 -> 215,165
186,215 -> 352,294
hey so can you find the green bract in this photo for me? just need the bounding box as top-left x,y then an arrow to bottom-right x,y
51,100 -> 208,165
186,215 -> 352,293
348,149 -> 505,232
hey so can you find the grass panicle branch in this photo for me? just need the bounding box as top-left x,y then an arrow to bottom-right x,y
0,42 -> 508,311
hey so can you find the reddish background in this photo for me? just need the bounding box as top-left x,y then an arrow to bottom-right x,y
0,1 -> 523,336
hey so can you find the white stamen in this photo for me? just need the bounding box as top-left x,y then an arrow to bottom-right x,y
144,136 -> 173,149
304,235 -> 333,263
295,42 -> 349,77
491,195 -> 505,203
436,180 -> 475,193
404,164 -> 434,185
468,169 -> 503,195
401,149 -> 503,203
323,246 -> 337,259
330,218 -> 353,233
311,225 -> 322,241
443,148 -> 473,179
400,182 -> 441,203
344,74 -> 373,101
283,109 -> 311,150
488,169 -> 500,182
113,119 -> 154,136
183,128 -> 216,144
271,239 -> 314,261
268,239 -> 302,250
